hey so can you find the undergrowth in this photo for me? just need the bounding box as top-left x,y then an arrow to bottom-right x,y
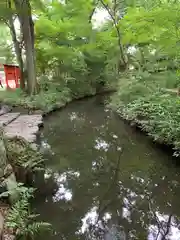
0,87 -> 71,113
5,137 -> 44,172
0,75 -> 114,112
110,70 -> 180,156
4,185 -> 51,239
0,134 -> 50,239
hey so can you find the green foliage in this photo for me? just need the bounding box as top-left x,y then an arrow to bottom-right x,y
5,136 -> 44,171
120,93 -> 180,155
110,71 -> 180,156
112,72 -> 153,105
1,0 -> 121,101
5,185 -> 51,239
2,0 -> 180,156
33,0 -> 118,96
108,0 -> 180,156
0,24 -> 15,64
0,88 -> 71,112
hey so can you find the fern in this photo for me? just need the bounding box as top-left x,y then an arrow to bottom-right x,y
5,185 -> 51,239
5,136 -> 46,172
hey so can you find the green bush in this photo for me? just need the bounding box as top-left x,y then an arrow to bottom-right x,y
5,136 -> 44,171
0,87 -> 72,112
122,93 -> 180,155
110,71 -> 180,156
0,71 -> 113,112
110,72 -> 155,107
5,185 -> 51,239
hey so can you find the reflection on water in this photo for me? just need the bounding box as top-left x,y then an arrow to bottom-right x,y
34,97 -> 180,240
94,138 -> 110,151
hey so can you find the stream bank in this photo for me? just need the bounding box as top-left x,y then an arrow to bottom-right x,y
0,108 -> 49,240
34,95 -> 180,240
0,85 -> 116,116
109,72 -> 180,157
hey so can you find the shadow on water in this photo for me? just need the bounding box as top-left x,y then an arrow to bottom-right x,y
34,96 -> 180,240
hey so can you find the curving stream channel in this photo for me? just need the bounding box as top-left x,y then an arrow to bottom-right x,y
35,95 -> 180,240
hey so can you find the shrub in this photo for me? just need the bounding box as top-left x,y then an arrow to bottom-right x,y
5,185 -> 51,239
5,137 -> 44,172
110,71 -> 180,156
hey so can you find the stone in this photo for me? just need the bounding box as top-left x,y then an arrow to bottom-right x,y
0,133 -> 18,206
0,113 -> 20,127
0,105 -> 12,116
4,234 -> 15,240
32,110 -> 43,115
4,172 -> 19,204
0,212 -> 4,240
4,165 -> 13,179
0,136 -> 8,179
4,114 -> 43,143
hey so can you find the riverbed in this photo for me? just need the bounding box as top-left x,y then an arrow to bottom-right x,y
35,95 -> 180,240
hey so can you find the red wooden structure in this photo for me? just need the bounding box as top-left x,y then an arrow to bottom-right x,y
0,64 -> 20,89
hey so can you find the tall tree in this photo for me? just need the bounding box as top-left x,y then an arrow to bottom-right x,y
13,0 -> 37,95
6,0 -> 25,89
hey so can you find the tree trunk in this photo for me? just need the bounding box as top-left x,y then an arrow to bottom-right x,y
7,0 -> 25,90
99,0 -> 127,71
23,15 -> 37,94
13,0 -> 37,95
139,47 -> 146,71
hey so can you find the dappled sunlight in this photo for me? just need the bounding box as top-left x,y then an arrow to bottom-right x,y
52,184 -> 72,202
94,138 -> 110,151
69,112 -> 79,121
35,97 -> 180,240
79,206 -> 98,234
52,171 -> 80,202
148,212 -> 180,240
40,139 -> 55,155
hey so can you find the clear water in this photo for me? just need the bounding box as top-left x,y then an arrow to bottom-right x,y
34,96 -> 180,240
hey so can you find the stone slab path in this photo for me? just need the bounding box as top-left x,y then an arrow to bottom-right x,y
0,113 -> 20,127
0,111 -> 43,143
0,108 -> 43,240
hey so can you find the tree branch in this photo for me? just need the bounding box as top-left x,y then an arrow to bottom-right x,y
99,0 -> 127,68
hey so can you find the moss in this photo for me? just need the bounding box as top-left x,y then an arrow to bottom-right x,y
4,136 -> 45,183
5,137 -> 44,170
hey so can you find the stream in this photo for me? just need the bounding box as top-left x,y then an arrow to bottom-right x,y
35,96 -> 180,240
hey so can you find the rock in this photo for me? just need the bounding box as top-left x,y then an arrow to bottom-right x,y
4,172 -> 19,204
0,182 -> 7,197
4,114 -> 43,143
0,133 -> 8,179
0,212 -> 4,240
0,106 -> 12,116
4,165 -> 13,179
3,234 -> 15,240
32,110 -> 43,115
0,132 -> 18,204
0,113 -> 20,127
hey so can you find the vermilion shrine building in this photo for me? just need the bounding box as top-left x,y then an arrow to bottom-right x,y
0,64 -> 20,89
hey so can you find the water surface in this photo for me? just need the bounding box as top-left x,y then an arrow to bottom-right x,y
35,96 -> 180,240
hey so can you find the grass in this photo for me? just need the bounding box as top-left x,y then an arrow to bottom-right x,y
0,87 -> 72,113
